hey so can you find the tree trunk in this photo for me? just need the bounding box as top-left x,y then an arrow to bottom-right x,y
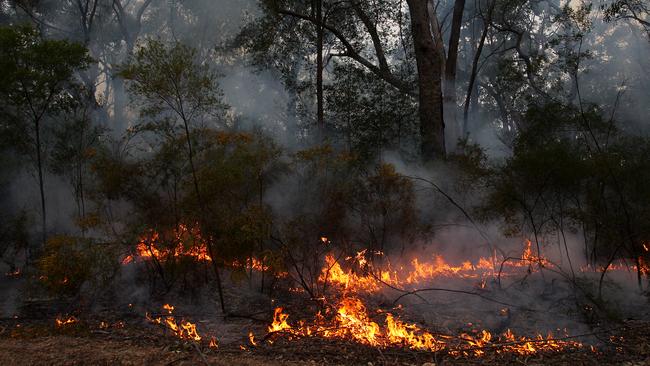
444,0 -> 466,150
463,21 -> 488,137
315,0 -> 324,133
113,76 -> 127,132
181,117 -> 227,314
34,119 -> 47,250
406,0 -> 446,160
463,2 -> 493,137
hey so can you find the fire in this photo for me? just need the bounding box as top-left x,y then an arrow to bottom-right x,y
262,239 -> 591,356
5,269 -> 21,277
146,304 -> 203,342
55,316 -> 77,327
163,303 -> 174,314
268,307 -> 292,333
319,240 -> 550,294
385,313 -> 444,351
248,331 -> 258,346
264,296 -> 582,356
122,223 -> 211,265
333,297 -> 381,345
209,337 -> 218,348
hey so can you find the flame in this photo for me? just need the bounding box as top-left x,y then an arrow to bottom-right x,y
55,316 -> 77,327
318,243 -> 533,294
265,296 -> 582,356
5,269 -> 21,277
122,224 -> 211,265
268,307 -> 292,333
209,337 -> 218,348
248,331 -> 258,346
163,304 -> 174,314
146,304 -> 203,342
122,236 -> 640,356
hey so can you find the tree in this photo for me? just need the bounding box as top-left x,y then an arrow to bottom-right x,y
120,39 -> 230,312
0,24 -> 91,251
239,0 -> 446,160
49,96 -> 105,228
603,0 -> 650,39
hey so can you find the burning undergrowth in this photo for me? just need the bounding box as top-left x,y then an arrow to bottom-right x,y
102,224 -> 647,361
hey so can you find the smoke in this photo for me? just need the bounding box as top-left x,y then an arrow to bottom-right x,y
0,0 -> 649,344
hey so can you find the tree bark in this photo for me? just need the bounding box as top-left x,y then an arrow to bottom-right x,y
406,0 -> 446,160
444,0 -> 466,149
35,118 -> 47,249
275,2 -> 446,159
315,0 -> 324,133
463,2 -> 493,136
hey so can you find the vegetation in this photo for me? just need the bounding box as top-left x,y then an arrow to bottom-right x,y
0,0 -> 649,319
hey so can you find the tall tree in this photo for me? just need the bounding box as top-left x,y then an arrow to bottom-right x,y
120,40 -> 229,312
0,25 -> 90,251
242,0 -> 447,160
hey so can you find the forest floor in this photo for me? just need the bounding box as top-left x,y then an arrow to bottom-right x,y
1,316 -> 650,366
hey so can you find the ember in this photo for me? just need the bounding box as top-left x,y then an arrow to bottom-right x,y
55,316 -> 77,327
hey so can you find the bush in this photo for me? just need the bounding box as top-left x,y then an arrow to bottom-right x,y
39,235 -> 117,297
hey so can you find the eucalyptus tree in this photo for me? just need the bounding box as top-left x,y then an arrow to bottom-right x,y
120,40 -> 230,312
0,25 -> 91,250
239,0 -> 448,160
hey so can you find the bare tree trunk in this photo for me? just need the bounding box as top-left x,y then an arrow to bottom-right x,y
180,117 -> 227,314
463,6 -> 491,137
406,0 -> 446,160
112,76 -> 127,131
35,119 -> 47,250
444,0 -> 465,150
315,0 -> 324,133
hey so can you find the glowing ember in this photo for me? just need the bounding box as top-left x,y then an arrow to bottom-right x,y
55,316 -> 77,327
163,303 -> 174,314
209,337 -> 218,348
248,331 -> 258,346
5,269 -> 21,277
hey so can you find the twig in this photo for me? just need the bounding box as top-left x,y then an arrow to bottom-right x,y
164,356 -> 189,365
402,174 -> 499,257
191,341 -> 210,366
390,286 -> 538,312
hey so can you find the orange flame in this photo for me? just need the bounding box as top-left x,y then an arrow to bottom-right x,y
146,304 -> 203,342
265,296 -> 582,356
55,316 -> 77,327
209,337 -> 218,348
122,224 -> 211,265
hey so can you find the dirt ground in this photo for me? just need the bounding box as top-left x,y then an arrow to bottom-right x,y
1,318 -> 650,366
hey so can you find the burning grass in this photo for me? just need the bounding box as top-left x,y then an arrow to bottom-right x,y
113,226 -> 650,362
264,296 -> 584,357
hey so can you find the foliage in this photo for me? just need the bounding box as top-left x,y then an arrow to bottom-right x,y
325,63 -> 419,158
0,24 -> 91,144
120,39 -> 228,126
39,235 -> 117,297
473,102 -> 650,280
0,212 -> 30,270
0,24 -> 92,249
